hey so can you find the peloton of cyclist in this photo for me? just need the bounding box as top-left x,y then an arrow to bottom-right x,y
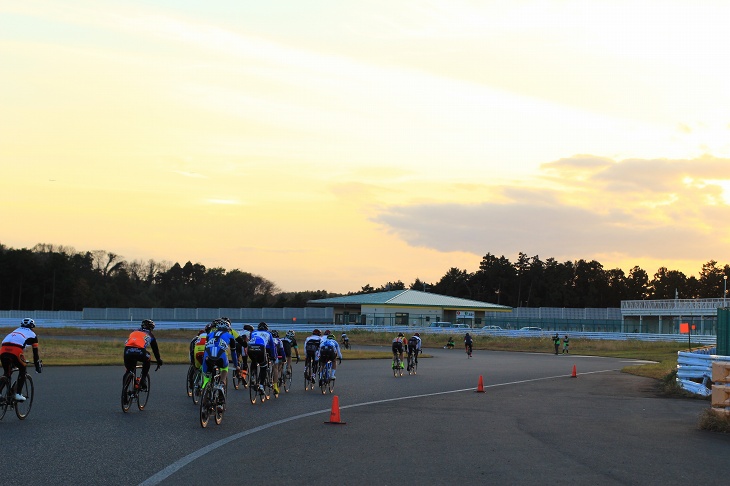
407,332 -> 422,371
247,322 -> 277,395
124,319 -> 163,390
391,332 -> 406,370
1,318 -> 42,402
317,331 -> 342,382
202,319 -> 239,399
303,329 -> 322,383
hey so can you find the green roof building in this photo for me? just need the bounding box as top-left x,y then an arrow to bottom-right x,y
308,289 -> 511,327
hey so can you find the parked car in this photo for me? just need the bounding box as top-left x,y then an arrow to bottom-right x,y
429,322 -> 453,327
519,326 -> 542,331
451,323 -> 470,330
482,325 -> 503,330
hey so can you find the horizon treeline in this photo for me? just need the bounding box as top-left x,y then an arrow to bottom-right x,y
1,243 -> 728,311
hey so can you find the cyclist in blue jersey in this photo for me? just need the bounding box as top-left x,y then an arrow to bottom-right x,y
202,319 -> 238,396
247,322 -> 277,395
317,331 -> 342,382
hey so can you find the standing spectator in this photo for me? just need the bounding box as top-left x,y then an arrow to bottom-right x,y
562,335 -> 570,354
552,333 -> 560,355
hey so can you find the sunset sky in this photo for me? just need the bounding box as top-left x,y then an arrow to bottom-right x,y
3,1 -> 730,294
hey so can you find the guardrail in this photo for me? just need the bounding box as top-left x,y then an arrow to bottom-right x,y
0,319 -> 718,346
676,350 -> 730,396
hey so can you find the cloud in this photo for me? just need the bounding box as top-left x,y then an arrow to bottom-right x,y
373,155 -> 730,264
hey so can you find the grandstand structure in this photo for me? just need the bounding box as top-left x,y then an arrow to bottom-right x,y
620,298 -> 725,335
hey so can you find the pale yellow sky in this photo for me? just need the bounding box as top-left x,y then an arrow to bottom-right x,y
2,1 -> 730,293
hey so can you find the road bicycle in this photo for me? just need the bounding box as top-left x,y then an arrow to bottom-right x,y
199,363 -> 226,428
341,339 -> 351,350
249,359 -> 273,404
392,354 -> 404,377
232,356 -> 248,390
466,344 -> 473,358
0,361 -> 40,420
186,363 -> 205,399
319,359 -> 335,394
278,360 -> 293,393
189,366 -> 204,405
121,361 -> 158,413
407,351 -> 418,375
304,356 -> 318,391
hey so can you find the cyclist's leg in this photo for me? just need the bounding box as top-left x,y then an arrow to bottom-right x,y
14,355 -> 28,392
140,352 -> 151,380
218,353 -> 229,389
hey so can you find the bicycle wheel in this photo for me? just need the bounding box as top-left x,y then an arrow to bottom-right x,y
264,366 -> 272,400
192,369 -> 202,405
320,364 -> 329,394
213,389 -> 224,425
121,373 -> 134,413
15,375 -> 34,420
328,371 -> 335,394
137,374 -> 150,411
186,365 -> 194,397
304,363 -> 310,391
284,364 -> 292,392
232,359 -> 242,390
412,358 -> 418,375
0,376 -> 10,420
249,366 -> 259,404
199,386 -> 212,428
393,358 -> 398,378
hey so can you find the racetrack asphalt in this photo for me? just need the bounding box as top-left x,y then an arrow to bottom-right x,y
2,346 -> 727,485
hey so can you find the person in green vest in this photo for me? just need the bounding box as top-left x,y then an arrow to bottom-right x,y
552,333 -> 560,355
562,335 -> 569,354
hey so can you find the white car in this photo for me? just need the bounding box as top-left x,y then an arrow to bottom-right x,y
482,325 -> 503,330
519,327 -> 542,331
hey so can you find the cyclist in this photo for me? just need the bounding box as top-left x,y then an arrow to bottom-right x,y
303,329 -> 322,383
1,318 -> 42,402
247,322 -> 276,395
340,332 -> 349,348
446,336 -> 455,349
202,319 -> 239,397
391,332 -> 405,370
317,333 -> 342,382
238,324 -> 255,385
282,329 -> 300,368
124,319 -> 163,390
464,332 -> 473,358
271,330 -> 285,396
220,317 -> 247,384
407,332 -> 422,371
188,326 -> 208,390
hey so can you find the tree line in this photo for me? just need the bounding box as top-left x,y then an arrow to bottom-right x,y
1,243 -> 728,311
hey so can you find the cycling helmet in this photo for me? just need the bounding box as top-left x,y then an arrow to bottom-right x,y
21,318 -> 35,329
324,329 -> 331,336
271,330 -> 279,338
258,321 -> 268,331
398,332 -> 404,337
243,324 -> 254,332
327,334 -> 336,340
141,319 -> 155,331
216,320 -> 229,331
221,316 -> 231,323
414,332 -> 420,337
286,330 -> 295,339
313,329 -> 322,336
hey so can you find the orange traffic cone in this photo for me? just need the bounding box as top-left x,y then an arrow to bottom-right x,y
325,395 -> 346,425
475,375 -> 485,393
571,364 -> 577,378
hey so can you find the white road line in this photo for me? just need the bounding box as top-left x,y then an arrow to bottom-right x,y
139,368 -> 617,486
